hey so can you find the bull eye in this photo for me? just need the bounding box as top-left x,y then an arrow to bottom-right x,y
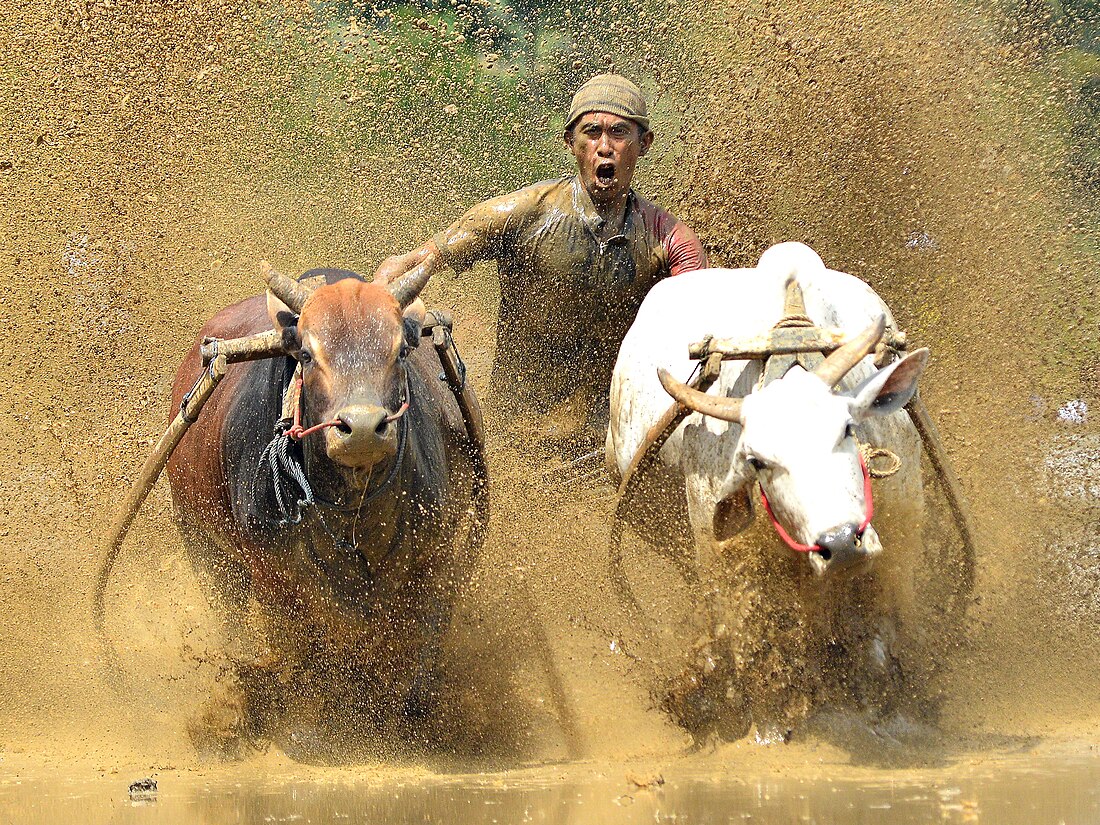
747,455 -> 766,471
297,349 -> 313,365
844,421 -> 857,439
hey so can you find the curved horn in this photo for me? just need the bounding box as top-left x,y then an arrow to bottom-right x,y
261,261 -> 315,314
658,368 -> 744,423
814,314 -> 886,388
387,263 -> 432,310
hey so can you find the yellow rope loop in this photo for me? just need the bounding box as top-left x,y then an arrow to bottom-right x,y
859,443 -> 902,478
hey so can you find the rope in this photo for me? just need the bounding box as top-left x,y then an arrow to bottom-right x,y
312,408 -> 409,510
257,370 -> 413,525
759,453 -> 874,553
258,421 -> 315,526
285,371 -> 410,441
436,324 -> 467,387
180,340 -> 220,423
858,442 -> 902,478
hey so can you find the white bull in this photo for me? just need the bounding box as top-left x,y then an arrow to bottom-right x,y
606,242 -> 932,738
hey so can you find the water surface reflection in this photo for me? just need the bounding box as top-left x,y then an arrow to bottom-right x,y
4,753 -> 1100,824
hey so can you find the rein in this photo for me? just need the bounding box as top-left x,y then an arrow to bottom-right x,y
759,453 -> 874,553
286,371 -> 410,441
312,407 -> 409,511
259,363 -> 412,525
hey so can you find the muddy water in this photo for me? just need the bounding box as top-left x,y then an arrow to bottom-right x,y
3,0 -> 1100,818
5,748 -> 1100,824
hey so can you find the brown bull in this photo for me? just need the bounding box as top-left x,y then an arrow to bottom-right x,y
165,266 -> 485,755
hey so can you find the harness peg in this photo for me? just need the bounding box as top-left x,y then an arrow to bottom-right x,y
701,351 -> 723,383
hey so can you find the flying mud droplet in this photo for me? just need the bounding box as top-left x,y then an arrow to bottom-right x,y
1057,399 -> 1087,425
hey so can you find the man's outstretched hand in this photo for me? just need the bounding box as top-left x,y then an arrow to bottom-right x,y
374,243 -> 438,285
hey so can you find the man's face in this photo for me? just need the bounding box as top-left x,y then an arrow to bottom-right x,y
565,112 -> 653,207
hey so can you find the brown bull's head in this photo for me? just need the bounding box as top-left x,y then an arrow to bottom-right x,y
264,264 -> 426,474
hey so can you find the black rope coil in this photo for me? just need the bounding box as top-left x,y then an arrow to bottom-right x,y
258,421 -> 314,526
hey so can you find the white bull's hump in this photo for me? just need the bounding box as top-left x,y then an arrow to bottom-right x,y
757,240 -> 826,276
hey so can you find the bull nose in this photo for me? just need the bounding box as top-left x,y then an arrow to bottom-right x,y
808,523 -> 876,576
325,404 -> 395,467
337,405 -> 390,437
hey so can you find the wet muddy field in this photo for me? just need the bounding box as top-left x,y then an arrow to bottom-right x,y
3,0 -> 1100,821
5,743 -> 1100,824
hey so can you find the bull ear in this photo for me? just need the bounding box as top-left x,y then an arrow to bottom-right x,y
401,299 -> 425,351
266,291 -> 301,352
402,317 -> 422,351
848,348 -> 929,419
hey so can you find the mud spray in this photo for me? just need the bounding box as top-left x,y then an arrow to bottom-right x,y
1,0 -> 1098,792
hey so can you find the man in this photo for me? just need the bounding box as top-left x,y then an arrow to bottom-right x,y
376,74 -> 708,453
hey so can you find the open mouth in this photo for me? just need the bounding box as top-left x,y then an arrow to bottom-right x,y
595,162 -> 616,185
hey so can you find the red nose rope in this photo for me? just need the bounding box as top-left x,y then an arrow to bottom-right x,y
285,375 -> 410,441
758,454 -> 874,553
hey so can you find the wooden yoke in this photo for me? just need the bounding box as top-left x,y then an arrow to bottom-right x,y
688,279 -> 908,388
689,279 -> 906,363
422,309 -> 490,555
95,329 -> 288,649
200,328 -> 284,364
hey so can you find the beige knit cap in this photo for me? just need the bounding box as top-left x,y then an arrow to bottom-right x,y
565,74 -> 650,131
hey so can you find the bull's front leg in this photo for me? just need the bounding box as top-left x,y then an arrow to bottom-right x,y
819,432 -> 930,729
398,563 -> 458,728
855,418 -> 930,712
174,523 -> 292,757
800,565 -> 944,759
660,478 -> 765,742
803,572 -> 901,716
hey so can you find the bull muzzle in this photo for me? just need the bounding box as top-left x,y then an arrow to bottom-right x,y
808,523 -> 882,577
325,404 -> 398,469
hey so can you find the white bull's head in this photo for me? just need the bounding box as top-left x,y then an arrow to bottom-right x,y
659,316 -> 929,576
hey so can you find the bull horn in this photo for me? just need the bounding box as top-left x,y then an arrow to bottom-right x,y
658,368 -> 744,423
387,263 -> 432,309
261,261 -> 315,314
814,314 -> 886,388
